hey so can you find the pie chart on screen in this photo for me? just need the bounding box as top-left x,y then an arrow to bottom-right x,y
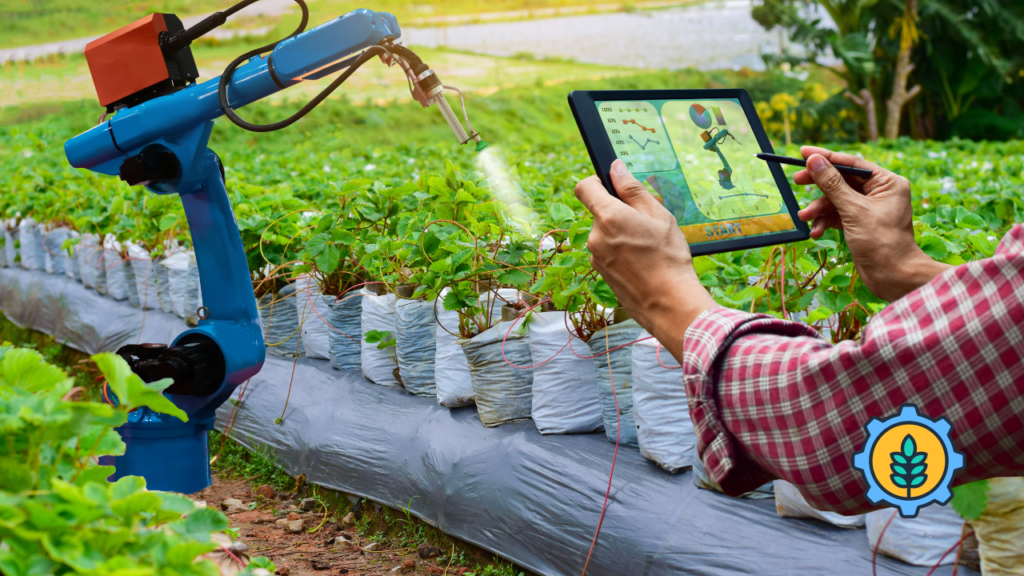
689,104 -> 713,129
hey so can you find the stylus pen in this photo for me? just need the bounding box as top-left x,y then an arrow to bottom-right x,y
754,153 -> 874,179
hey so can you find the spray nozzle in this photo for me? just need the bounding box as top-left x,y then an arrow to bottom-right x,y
382,42 -> 483,149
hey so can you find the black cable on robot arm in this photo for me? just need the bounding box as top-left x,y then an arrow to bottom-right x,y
162,0 -> 264,53
219,46 -> 387,133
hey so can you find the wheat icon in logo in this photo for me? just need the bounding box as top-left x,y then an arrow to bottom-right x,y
890,434 -> 928,499
854,404 -> 964,517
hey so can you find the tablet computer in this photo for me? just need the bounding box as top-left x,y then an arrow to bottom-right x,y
568,89 -> 810,256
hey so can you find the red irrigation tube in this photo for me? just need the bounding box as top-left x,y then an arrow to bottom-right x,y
924,527 -> 973,576
872,510 -> 899,576
494,298 -> 647,574
302,279 -> 388,344
566,332 -> 653,360
654,343 -> 682,370
580,326 -> 619,576
499,297 -> 573,370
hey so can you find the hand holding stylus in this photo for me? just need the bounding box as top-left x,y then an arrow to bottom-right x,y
794,146 -> 950,302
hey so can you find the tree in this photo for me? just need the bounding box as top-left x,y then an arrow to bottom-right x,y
751,0 -> 1024,141
884,0 -> 922,139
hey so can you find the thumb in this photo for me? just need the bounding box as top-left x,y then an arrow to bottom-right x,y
609,160 -> 661,213
807,154 -> 859,212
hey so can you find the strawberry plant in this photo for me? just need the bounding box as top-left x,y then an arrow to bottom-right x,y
527,202 -> 618,341
364,329 -> 398,364
0,345 -> 259,575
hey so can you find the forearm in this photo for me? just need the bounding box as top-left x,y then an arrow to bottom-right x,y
642,275 -> 716,366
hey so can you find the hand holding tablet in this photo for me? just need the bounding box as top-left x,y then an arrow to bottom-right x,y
568,89 -> 810,255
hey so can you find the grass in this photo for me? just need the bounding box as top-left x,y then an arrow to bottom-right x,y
210,430 -> 297,491
0,43 -> 633,109
0,0 -> 702,50
1,0 -> 232,49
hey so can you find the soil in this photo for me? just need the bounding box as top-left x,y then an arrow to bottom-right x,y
192,476 -> 464,576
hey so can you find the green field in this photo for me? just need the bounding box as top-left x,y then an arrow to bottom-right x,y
2,64 -> 1020,344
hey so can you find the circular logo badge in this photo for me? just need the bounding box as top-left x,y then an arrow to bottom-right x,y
853,404 -> 964,518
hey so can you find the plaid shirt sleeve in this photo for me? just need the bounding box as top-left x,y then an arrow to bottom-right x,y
683,224 -> 1024,515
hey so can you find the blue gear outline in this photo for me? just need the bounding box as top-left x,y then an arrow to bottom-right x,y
852,404 -> 965,518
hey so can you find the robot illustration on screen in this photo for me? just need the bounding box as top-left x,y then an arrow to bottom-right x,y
689,103 -> 741,190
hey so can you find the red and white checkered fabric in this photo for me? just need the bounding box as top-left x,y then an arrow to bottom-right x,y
683,224 -> 1024,515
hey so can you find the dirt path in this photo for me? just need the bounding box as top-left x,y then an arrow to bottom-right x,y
192,476 -> 462,576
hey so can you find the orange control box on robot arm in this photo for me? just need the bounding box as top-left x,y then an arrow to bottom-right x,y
85,13 -> 200,110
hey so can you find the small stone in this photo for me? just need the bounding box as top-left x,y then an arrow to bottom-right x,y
220,498 -> 244,511
256,484 -> 275,500
227,541 -> 249,553
362,542 -> 381,552
300,497 -> 317,511
416,543 -> 441,559
286,511 -> 300,521
194,501 -> 207,509
275,518 -> 304,532
275,567 -> 290,576
402,558 -> 416,571
342,512 -> 356,527
250,569 -> 273,576
333,534 -> 357,550
391,568 -> 402,574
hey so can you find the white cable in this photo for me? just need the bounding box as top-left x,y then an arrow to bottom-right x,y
443,85 -> 477,136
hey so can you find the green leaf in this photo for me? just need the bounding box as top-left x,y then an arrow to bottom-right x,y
910,453 -> 925,464
169,507 -> 229,542
804,306 -> 834,324
919,236 -> 949,260
548,203 -> 574,224
910,464 -> 926,475
891,465 -> 908,475
891,453 -> 908,465
158,214 -> 179,231
951,480 -> 990,520
314,244 -> 342,274
590,279 -> 618,308
92,353 -> 188,422
167,541 -> 219,565
910,476 -> 926,487
111,491 -> 162,519
157,492 -> 198,516
1,348 -> 69,393
305,233 -> 330,257
892,476 -> 908,487
109,476 -> 146,500
954,206 -> 987,229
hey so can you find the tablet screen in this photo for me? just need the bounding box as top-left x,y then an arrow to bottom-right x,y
594,98 -> 797,245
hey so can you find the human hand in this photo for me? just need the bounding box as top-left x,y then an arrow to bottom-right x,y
794,146 -> 950,302
575,160 -> 716,361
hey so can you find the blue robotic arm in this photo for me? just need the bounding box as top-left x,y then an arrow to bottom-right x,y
66,6 -> 481,493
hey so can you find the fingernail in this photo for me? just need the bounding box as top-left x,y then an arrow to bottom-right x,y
611,159 -> 629,177
808,155 -> 828,173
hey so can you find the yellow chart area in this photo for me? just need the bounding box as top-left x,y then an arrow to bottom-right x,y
661,100 -> 785,222
596,101 -> 677,173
